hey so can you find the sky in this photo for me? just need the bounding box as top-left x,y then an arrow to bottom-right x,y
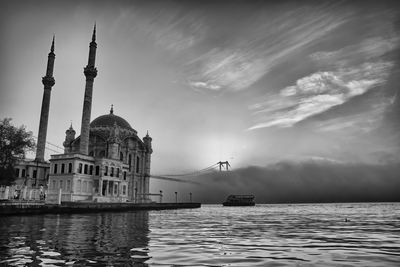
0,0 -> 399,203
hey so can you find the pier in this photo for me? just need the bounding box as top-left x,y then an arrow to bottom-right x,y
0,201 -> 201,215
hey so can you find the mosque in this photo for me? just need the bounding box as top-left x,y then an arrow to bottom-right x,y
14,25 -> 153,203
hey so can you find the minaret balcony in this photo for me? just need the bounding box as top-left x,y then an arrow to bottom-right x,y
84,66 -> 98,78
42,76 -> 55,87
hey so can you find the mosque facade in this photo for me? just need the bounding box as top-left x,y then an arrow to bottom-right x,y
53,105 -> 153,203
15,26 -> 153,203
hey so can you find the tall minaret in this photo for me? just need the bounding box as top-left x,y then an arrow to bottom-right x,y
35,36 -> 56,162
79,24 -> 98,155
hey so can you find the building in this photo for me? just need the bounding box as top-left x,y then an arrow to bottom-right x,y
15,25 -> 153,203
49,105 -> 153,203
13,159 -> 50,188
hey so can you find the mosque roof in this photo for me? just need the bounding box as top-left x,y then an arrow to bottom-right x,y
90,106 -> 133,131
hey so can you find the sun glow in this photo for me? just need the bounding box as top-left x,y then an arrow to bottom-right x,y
194,134 -> 246,171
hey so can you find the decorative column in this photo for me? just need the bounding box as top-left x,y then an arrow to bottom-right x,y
143,132 -> 153,202
79,24 -> 98,155
99,178 -> 103,196
107,112 -> 121,160
35,36 -> 56,162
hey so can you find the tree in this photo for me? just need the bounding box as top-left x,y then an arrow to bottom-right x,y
0,118 -> 35,185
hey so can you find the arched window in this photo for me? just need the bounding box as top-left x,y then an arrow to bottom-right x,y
116,168 -> 120,178
54,164 -> 58,174
136,156 -> 140,173
111,167 -> 114,177
128,154 -> 132,171
84,164 -> 88,174
68,163 -> 72,173
89,151 -> 94,156
78,163 -> 82,174
104,166 -> 108,176
95,166 -> 100,176
120,152 -> 124,161
89,165 -> 93,175
61,163 -> 65,174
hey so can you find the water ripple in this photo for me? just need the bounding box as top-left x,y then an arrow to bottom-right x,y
0,203 -> 399,266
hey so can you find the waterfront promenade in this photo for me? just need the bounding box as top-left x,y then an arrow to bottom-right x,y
0,184 -> 200,215
0,201 -> 201,215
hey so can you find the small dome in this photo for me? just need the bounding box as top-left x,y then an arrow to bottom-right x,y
90,108 -> 133,130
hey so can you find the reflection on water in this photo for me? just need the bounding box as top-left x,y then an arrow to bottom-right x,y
1,203 -> 400,266
0,212 -> 149,266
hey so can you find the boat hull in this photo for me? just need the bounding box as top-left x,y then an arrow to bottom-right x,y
222,202 -> 255,206
222,194 -> 255,206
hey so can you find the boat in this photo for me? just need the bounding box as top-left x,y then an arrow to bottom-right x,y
222,195 -> 255,206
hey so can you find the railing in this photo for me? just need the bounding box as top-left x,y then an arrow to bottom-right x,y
51,153 -> 94,161
0,185 -> 46,202
0,201 -> 45,206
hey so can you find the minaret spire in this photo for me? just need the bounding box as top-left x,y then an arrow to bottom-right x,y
51,35 -> 55,53
35,36 -> 56,161
79,25 -> 98,155
92,23 -> 96,42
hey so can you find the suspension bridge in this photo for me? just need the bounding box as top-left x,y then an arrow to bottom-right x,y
150,161 -> 231,184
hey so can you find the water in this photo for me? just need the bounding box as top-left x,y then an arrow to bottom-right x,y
0,203 -> 399,266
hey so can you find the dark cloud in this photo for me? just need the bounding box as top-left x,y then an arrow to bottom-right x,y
162,160 -> 400,204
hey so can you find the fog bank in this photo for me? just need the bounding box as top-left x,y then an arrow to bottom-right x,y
151,160 -> 400,204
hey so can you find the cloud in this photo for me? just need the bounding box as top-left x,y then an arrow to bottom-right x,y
131,5 -> 207,53
317,98 -> 394,132
248,62 -> 394,130
183,4 -> 348,91
248,29 -> 400,130
310,36 -> 399,67
189,81 -> 221,91
185,49 -> 271,91
150,16 -> 204,52
250,94 -> 346,129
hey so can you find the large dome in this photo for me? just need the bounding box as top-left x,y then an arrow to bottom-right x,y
90,108 -> 133,130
